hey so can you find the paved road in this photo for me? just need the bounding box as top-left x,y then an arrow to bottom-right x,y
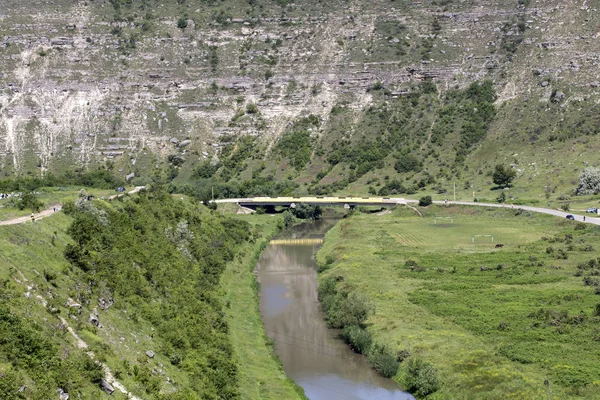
0,204 -> 62,226
217,196 -> 600,226
430,200 -> 600,226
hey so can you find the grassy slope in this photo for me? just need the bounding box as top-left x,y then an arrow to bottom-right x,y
317,206 -> 600,399
0,187 -> 133,221
0,200 -> 303,399
0,214 -> 111,398
221,214 -> 305,400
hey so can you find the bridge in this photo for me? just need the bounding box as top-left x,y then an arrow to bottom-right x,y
214,196 -> 408,209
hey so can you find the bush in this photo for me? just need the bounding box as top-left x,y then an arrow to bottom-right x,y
394,155 -> 422,173
282,210 -> 296,228
404,358 -> 441,397
576,167 -> 600,195
342,325 -> 372,354
496,191 -> 506,203
418,196 -> 432,207
326,292 -> 373,328
16,192 -> 44,212
177,17 -> 187,29
246,102 -> 258,114
276,131 -> 313,170
492,164 -> 516,187
318,277 -> 373,329
367,343 -> 399,378
291,203 -> 322,220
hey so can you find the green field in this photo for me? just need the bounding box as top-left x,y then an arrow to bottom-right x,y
317,205 -> 600,399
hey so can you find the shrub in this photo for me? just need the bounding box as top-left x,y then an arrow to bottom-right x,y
282,210 -> 296,228
560,203 -> 570,212
418,196 -> 432,207
318,277 -> 373,329
492,164 -> 516,187
291,203 -> 322,220
327,292 -> 373,328
394,154 -> 422,173
177,17 -> 187,29
17,192 -> 44,212
496,191 -> 506,203
368,343 -> 399,378
404,358 -> 441,397
276,131 -> 313,169
196,162 -> 220,178
246,102 -> 258,114
396,349 -> 411,362
576,167 -> 600,195
342,325 -> 372,354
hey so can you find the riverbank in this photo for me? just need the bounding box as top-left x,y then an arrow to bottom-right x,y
222,214 -> 306,399
316,205 -> 600,399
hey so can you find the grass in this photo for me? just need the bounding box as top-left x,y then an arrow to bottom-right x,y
221,214 -> 306,399
317,205 -> 600,399
0,197 -> 304,399
0,186 -> 129,221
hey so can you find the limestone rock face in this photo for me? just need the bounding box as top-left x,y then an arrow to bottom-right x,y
0,0 -> 598,177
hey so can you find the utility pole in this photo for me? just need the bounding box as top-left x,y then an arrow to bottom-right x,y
453,182 -> 456,202
545,377 -> 552,400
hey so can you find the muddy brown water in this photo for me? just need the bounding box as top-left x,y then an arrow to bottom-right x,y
257,218 -> 415,400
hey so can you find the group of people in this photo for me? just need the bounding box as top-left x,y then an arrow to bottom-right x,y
0,192 -> 21,199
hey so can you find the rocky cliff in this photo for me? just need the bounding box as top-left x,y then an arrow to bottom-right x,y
1,0 -> 599,188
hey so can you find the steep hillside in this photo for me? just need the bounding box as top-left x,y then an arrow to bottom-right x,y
1,0 -> 599,199
0,189 -> 301,399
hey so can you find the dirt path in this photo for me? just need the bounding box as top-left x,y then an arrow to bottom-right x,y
0,204 -> 62,226
0,186 -> 146,226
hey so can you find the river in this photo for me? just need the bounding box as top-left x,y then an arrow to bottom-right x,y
256,217 -> 415,400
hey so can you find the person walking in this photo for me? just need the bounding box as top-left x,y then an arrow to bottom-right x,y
31,213 -> 35,223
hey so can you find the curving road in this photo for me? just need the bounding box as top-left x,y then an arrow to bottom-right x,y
216,196 -> 600,226
429,200 -> 600,226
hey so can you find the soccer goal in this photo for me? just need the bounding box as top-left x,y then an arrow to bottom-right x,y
472,234 -> 494,243
434,217 -> 454,224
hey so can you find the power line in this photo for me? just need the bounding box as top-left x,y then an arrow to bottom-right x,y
272,338 -> 353,360
265,328 -> 343,352
300,380 -> 365,400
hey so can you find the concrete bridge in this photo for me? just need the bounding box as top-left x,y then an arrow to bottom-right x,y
214,196 -> 407,209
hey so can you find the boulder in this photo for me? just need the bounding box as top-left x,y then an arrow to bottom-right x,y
100,380 -> 114,395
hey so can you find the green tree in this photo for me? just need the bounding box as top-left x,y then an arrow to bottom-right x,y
492,164 -> 516,187
395,154 -> 422,173
576,167 -> 600,195
403,358 -> 440,397
418,196 -> 432,207
17,192 -> 44,212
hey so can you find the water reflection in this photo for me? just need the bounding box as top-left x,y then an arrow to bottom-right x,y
257,219 -> 414,400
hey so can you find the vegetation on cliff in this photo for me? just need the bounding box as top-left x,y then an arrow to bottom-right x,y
0,185 -> 300,399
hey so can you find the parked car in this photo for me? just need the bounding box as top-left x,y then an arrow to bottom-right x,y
116,187 -> 126,193
586,207 -> 598,213
566,214 -> 575,220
